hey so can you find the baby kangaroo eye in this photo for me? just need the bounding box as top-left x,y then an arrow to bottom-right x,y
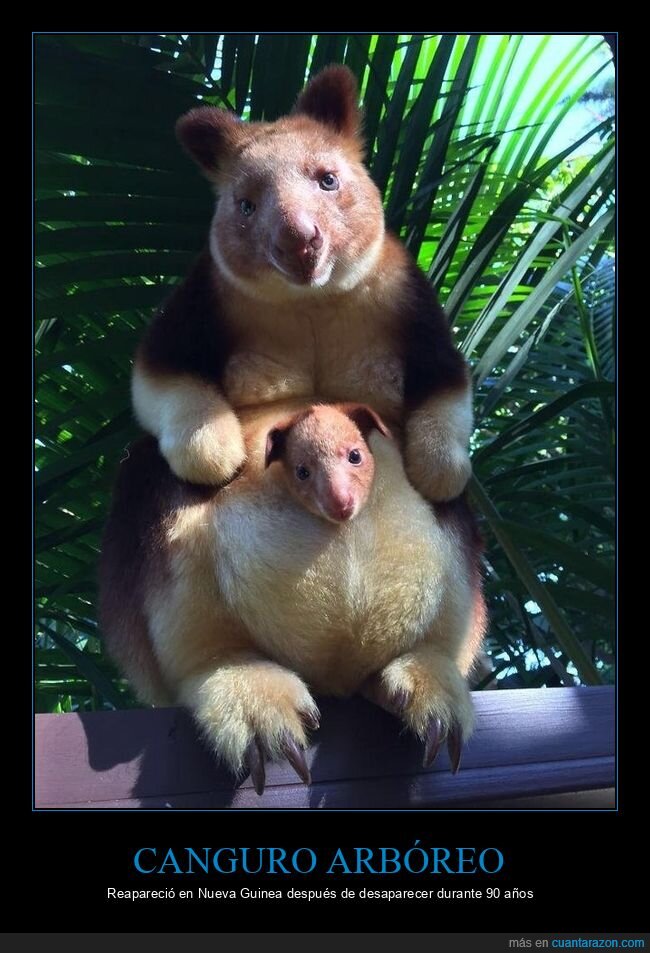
296,465 -> 311,481
240,199 -> 256,216
348,449 -> 362,465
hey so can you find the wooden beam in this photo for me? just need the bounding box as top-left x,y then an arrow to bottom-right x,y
35,686 -> 614,809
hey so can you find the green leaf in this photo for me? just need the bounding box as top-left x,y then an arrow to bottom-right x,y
39,625 -> 126,709
473,207 -> 615,384
462,142 -> 614,359
469,477 -> 603,686
444,118 -> 613,326
474,381 -> 614,462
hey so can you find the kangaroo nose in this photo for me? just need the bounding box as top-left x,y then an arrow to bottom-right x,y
273,214 -> 322,261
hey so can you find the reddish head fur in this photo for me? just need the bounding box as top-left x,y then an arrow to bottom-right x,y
174,67 -> 383,297
265,404 -> 389,523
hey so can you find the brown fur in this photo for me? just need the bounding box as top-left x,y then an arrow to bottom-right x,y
292,65 -> 363,140
101,67 -> 486,780
136,250 -> 235,383
98,436 -> 217,705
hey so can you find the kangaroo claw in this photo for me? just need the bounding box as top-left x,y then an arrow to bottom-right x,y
447,722 -> 463,775
281,734 -> 311,785
245,738 -> 266,795
423,716 -> 444,768
422,717 -> 464,773
301,709 -> 320,731
391,688 -> 411,716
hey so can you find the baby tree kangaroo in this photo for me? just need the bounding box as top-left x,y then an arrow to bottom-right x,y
265,403 -> 387,523
100,66 -> 485,795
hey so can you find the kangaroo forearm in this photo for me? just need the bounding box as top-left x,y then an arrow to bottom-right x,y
404,382 -> 473,502
131,364 -> 245,484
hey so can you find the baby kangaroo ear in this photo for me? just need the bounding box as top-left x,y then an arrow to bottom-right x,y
265,426 -> 288,468
341,404 -> 391,441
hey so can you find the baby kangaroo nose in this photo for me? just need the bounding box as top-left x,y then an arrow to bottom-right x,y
273,214 -> 322,261
339,496 -> 355,519
329,492 -> 355,522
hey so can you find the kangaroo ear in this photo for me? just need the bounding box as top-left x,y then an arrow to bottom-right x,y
265,426 -> 288,468
175,107 -> 251,175
341,404 -> 391,441
292,65 -> 361,139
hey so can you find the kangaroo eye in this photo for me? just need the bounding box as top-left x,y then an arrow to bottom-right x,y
348,449 -> 362,465
240,199 -> 256,216
319,173 -> 339,191
296,465 -> 310,481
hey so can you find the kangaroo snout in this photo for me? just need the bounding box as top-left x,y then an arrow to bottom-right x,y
272,213 -> 323,275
